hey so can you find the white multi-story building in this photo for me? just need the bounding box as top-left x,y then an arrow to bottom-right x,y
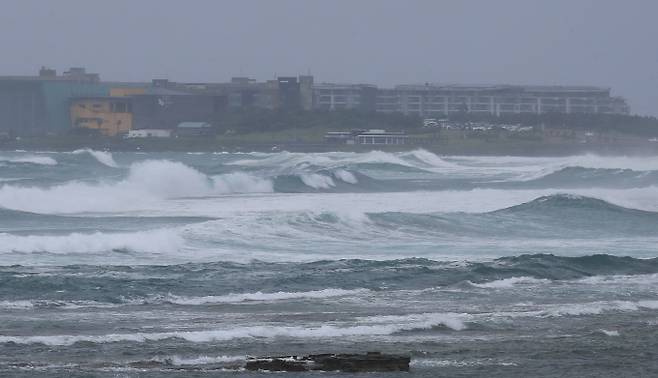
312,82 -> 630,116
312,83 -> 378,111
388,84 -> 630,117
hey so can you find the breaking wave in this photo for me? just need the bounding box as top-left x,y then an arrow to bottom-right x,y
491,193 -> 658,216
0,229 -> 184,254
0,159 -> 273,213
72,148 -> 118,168
0,155 -> 57,166
4,254 -> 658,301
2,299 -> 657,346
468,277 -> 551,288
2,194 -> 657,257
160,288 -> 370,305
300,173 -> 335,189
158,355 -> 244,366
0,289 -> 372,310
0,312 -> 465,345
228,151 -> 658,185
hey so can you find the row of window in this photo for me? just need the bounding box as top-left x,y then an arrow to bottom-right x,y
77,102 -> 131,113
317,95 -> 362,103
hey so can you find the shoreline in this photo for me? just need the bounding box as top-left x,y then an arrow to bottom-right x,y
3,138 -> 658,156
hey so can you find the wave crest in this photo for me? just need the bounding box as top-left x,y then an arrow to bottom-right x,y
0,159 -> 273,213
160,288 -> 370,305
0,312 -> 465,346
72,148 -> 118,168
0,229 -> 184,254
0,155 -> 57,166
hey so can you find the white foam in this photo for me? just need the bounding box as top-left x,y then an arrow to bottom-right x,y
439,154 -> 658,183
576,273 -> 658,285
0,300 -> 35,309
72,148 -> 118,168
599,329 -> 620,336
0,155 -> 57,166
301,173 -> 335,189
470,277 -> 551,288
355,313 -> 467,331
166,355 -> 244,365
412,358 -> 517,367
212,172 -> 273,193
0,312 -> 465,346
0,159 -> 273,213
162,288 -> 370,305
333,169 -> 358,184
228,150 -> 417,171
0,229 -> 184,254
539,300 -> 658,317
0,299 -> 122,310
402,149 -> 460,169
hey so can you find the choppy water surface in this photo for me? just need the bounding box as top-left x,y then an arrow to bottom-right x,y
1,149 -> 657,377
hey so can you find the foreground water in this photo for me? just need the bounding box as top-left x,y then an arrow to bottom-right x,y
0,149 -> 657,377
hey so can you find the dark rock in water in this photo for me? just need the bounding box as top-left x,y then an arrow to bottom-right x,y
245,352 -> 410,372
127,359 -> 171,369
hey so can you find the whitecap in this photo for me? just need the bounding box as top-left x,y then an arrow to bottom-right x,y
161,288 -> 370,305
0,155 -> 57,166
0,229 -> 184,254
0,312 -> 466,346
469,277 -> 551,289
72,148 -> 118,168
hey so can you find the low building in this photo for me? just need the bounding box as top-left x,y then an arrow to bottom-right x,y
176,121 -> 214,137
324,131 -> 357,144
355,129 -> 407,145
324,129 -> 407,145
126,129 -> 172,138
70,96 -> 132,136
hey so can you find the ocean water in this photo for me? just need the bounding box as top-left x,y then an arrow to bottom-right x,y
0,149 -> 657,377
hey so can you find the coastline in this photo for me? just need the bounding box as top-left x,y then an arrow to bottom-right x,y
3,136 -> 658,156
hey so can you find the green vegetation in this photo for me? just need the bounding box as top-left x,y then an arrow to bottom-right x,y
3,109 -> 658,155
214,109 -> 421,134
446,112 -> 658,136
212,109 -> 658,137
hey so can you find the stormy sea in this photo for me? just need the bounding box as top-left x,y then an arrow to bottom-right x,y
1,149 -> 657,377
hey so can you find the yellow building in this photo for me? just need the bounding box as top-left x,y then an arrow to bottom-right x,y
70,97 -> 133,136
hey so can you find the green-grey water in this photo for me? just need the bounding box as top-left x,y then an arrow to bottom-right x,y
1,149 -> 657,377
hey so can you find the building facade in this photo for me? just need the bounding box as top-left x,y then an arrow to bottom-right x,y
324,129 -> 407,145
390,84 -> 630,117
0,67 -> 108,135
70,97 -> 132,136
131,91 -> 223,130
313,83 -> 378,111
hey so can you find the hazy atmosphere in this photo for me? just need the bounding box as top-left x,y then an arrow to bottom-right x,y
3,1 -> 658,377
1,0 -> 656,115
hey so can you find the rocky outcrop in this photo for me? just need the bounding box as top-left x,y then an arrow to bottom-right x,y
245,352 -> 410,372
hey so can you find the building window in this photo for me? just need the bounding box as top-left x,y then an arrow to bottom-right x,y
111,102 -> 128,113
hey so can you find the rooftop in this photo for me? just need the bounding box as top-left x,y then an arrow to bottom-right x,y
177,122 -> 212,128
394,83 -> 610,93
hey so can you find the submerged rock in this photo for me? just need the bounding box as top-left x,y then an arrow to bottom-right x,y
245,352 -> 410,372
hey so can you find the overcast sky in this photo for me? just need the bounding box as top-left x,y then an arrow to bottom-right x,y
0,0 -> 656,115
